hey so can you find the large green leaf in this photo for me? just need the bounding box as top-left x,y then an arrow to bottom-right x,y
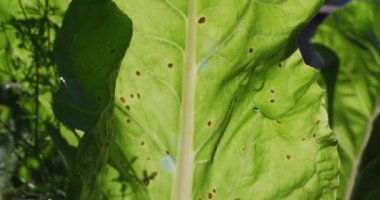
312,1 -> 380,199
55,0 -> 340,199
53,0 -> 132,198
111,0 -> 339,199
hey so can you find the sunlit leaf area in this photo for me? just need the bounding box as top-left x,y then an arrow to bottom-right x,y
0,0 -> 379,199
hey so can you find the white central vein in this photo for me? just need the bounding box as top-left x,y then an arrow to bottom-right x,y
171,0 -> 197,200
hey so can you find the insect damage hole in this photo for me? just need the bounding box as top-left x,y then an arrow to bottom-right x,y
198,16 -> 206,24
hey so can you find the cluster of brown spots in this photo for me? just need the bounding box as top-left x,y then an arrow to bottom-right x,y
208,193 -> 213,199
198,17 -> 206,24
120,97 -> 126,103
248,48 -> 253,54
270,99 -> 275,103
168,63 -> 173,68
136,71 -> 141,76
110,48 -> 116,54
137,93 -> 141,99
126,105 -> 130,111
141,141 -> 145,146
286,155 -> 291,160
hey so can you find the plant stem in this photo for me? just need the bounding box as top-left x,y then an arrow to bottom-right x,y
171,0 -> 197,200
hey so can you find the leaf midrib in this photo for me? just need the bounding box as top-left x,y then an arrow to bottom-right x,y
171,0 -> 197,200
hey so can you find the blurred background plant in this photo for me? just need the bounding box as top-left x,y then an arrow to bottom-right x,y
0,0 -> 79,199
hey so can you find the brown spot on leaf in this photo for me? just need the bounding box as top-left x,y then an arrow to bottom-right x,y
270,99 -> 275,103
110,49 -> 115,54
249,48 -> 253,54
130,94 -> 134,98
208,193 -> 213,199
276,121 -> 282,124
313,134 -> 316,138
147,157 -> 150,160
213,189 -> 216,193
152,171 -> 158,177
120,97 -> 126,103
302,138 -> 306,141
126,105 -> 130,110
126,119 -> 131,123
207,121 -> 212,127
286,155 -> 291,160
316,120 -> 321,124
198,17 -> 206,24
278,63 -> 283,67
137,93 -> 141,99
136,71 -> 141,76
141,141 -> 145,146
270,89 -> 275,93
166,150 -> 170,155
242,148 -> 246,151
168,63 -> 173,68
